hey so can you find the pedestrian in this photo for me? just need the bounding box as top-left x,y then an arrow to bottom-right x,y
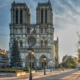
62,66 -> 64,71
61,65 -> 64,71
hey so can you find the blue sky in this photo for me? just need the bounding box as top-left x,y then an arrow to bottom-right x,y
0,0 -> 80,62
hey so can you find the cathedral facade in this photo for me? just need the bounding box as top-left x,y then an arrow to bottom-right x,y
9,1 -> 59,68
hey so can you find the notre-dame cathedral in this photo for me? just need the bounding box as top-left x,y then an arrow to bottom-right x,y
9,0 -> 59,68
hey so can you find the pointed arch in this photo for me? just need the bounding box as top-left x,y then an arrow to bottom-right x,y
25,54 -> 36,68
39,55 -> 47,68
41,40 -> 43,47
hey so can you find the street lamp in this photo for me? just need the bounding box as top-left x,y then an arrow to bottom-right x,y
50,60 -> 52,72
43,57 -> 46,75
53,61 -> 55,71
28,47 -> 34,80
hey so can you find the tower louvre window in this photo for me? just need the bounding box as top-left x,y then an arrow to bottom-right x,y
41,9 -> 43,23
45,9 -> 47,23
16,9 -> 18,24
20,9 -> 23,24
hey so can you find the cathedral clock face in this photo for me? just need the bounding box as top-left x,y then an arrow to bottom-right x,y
28,38 -> 36,46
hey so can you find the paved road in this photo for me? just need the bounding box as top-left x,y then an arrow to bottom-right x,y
34,69 -> 79,80
0,69 -> 79,80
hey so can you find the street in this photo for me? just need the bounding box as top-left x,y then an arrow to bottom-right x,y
0,69 -> 80,80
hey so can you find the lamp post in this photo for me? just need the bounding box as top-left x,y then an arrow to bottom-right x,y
53,61 -> 55,71
28,47 -> 34,80
50,60 -> 52,72
43,57 -> 46,75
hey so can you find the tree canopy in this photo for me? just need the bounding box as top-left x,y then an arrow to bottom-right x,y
62,55 -> 78,68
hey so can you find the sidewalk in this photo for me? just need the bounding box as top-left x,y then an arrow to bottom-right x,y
0,69 -> 74,80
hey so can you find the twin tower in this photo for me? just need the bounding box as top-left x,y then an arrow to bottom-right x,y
10,0 -> 53,25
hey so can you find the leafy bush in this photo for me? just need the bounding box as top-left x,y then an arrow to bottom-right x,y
0,68 -> 29,72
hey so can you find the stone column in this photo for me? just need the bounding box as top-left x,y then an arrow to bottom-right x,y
22,40 -> 25,48
36,54 -> 39,67
37,25 -> 39,33
23,25 -> 25,34
11,27 -> 12,34
43,28 -> 45,33
36,38 -> 39,46
25,10 -> 27,24
43,40 -> 45,47
36,9 -> 38,24
37,9 -> 39,24
11,9 -> 13,23
36,26 -> 40,46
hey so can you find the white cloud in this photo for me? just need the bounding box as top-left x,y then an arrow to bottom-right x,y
53,0 -> 80,62
54,24 -> 80,62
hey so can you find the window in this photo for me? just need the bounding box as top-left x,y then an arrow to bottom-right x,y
15,28 -> 17,33
45,40 -> 47,47
41,9 -> 43,23
41,28 -> 43,33
16,40 -> 18,46
45,9 -> 47,23
20,9 -> 23,24
20,28 -> 22,33
41,40 -> 43,47
20,41 -> 23,47
16,9 -> 18,24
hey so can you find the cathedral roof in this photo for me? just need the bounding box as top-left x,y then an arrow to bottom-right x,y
37,0 -> 52,10
38,0 -> 51,6
11,1 -> 29,10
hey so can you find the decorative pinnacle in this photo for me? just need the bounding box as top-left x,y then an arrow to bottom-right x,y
13,0 -> 15,3
48,0 -> 50,3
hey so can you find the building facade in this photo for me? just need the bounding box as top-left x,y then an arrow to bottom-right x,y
9,1 -> 59,68
0,49 -> 9,67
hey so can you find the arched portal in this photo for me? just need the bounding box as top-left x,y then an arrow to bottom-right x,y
39,55 -> 47,68
25,54 -> 36,68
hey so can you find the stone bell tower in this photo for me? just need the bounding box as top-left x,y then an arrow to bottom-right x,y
35,0 -> 55,68
9,1 -> 31,67
36,0 -> 53,25
11,1 -> 30,25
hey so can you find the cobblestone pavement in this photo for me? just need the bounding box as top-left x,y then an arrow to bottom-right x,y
0,69 -> 79,80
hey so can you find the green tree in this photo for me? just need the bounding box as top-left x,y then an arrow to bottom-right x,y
62,55 -> 78,68
10,39 -> 22,67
